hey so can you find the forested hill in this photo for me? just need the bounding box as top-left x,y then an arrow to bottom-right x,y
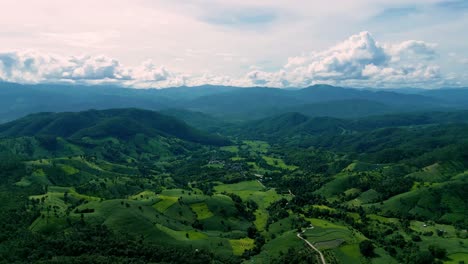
0,108 -> 230,146
234,110 -> 468,140
0,106 -> 468,263
1,82 -> 468,123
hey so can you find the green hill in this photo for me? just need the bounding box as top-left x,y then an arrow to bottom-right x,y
0,108 -> 230,146
1,105 -> 468,263
286,99 -> 397,119
238,112 -> 347,139
234,110 -> 468,144
160,108 -> 231,132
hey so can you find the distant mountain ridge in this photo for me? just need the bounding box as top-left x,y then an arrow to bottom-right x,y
0,82 -> 467,123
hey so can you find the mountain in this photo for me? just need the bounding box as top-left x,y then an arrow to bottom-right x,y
348,110 -> 468,131
294,84 -> 441,106
419,88 -> 468,106
154,85 -> 240,101
185,87 -> 302,120
160,108 -> 231,132
235,112 -> 347,139
0,108 -> 230,146
0,82 -> 174,123
286,99 -> 396,119
2,106 -> 468,263
0,82 -> 464,123
185,85 -> 452,120
234,110 -> 468,141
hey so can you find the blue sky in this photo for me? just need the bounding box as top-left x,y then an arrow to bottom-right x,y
0,0 -> 466,88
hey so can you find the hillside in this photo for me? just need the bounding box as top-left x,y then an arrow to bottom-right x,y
0,82 -> 176,123
419,88 -> 468,106
185,88 -> 303,120
294,85 -> 441,106
185,85 -> 449,120
1,107 -> 468,263
160,108 -> 231,132
0,89 -> 467,263
235,112 -> 347,139
234,110 -> 468,141
0,108 -> 230,146
286,99 -> 397,119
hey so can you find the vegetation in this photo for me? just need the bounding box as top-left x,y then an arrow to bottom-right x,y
1,106 -> 468,263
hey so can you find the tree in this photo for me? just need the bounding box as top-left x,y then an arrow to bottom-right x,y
359,240 -> 375,258
412,251 -> 435,264
247,226 -> 257,239
429,245 -> 447,259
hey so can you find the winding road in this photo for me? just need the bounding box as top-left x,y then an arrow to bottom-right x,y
297,232 -> 327,264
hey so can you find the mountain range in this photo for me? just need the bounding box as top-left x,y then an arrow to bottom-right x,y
1,82 -> 467,123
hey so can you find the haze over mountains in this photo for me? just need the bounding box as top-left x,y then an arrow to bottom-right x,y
1,82 -> 467,123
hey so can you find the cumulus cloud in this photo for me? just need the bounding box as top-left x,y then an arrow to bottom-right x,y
245,31 -> 449,88
0,32 -> 463,88
0,51 -> 132,84
0,51 -> 186,87
287,31 -> 389,81
0,51 -> 252,88
388,40 -> 437,61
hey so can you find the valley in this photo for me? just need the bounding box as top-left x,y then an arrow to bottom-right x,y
0,107 -> 467,263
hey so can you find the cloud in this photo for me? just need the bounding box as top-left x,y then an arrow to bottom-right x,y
388,40 -> 437,61
0,50 -> 246,88
0,51 -> 174,86
245,31 -> 450,88
448,52 -> 468,65
0,51 -> 132,84
0,32 -> 464,88
284,31 -> 389,81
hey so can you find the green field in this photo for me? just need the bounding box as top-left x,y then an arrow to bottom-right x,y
262,156 -> 298,170
191,202 -> 214,220
229,237 -> 255,255
25,174 -> 287,258
153,195 -> 179,212
250,231 -> 304,263
242,140 -> 269,154
300,218 -> 369,263
220,145 -> 240,153
215,180 -> 265,194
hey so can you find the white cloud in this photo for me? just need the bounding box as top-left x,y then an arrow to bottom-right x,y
0,51 -> 132,83
388,40 -> 437,61
0,31 -> 465,88
244,31 -> 454,88
0,50 -> 247,88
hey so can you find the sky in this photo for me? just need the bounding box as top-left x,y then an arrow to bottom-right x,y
0,0 -> 467,89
